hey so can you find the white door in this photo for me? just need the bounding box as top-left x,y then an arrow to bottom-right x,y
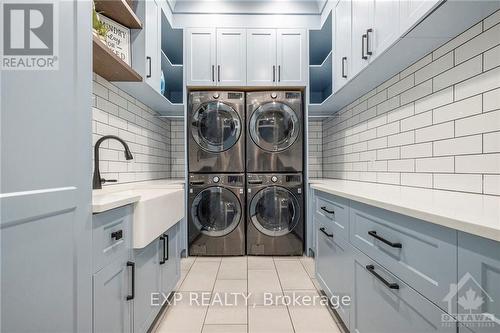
247,29 -> 277,86
145,0 -> 160,91
400,0 -> 439,35
186,28 -> 216,86
372,0 -> 400,60
351,0 -> 373,79
216,29 -> 247,86
334,0 -> 352,91
277,29 -> 307,86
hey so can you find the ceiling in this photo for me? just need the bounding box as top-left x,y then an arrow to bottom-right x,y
168,0 -> 328,15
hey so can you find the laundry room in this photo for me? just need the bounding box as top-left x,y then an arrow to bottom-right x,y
2,1 -> 500,333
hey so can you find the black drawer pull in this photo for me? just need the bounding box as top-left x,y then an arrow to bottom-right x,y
126,261 -> 135,300
319,227 -> 333,238
321,206 -> 335,215
366,265 -> 399,290
111,230 -> 123,241
368,231 -> 402,248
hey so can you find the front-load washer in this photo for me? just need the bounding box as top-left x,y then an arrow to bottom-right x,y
188,173 -> 245,256
246,173 -> 304,256
188,91 -> 245,173
246,91 -> 303,172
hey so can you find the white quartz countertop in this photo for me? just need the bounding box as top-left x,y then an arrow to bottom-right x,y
92,179 -> 184,213
309,179 -> 500,242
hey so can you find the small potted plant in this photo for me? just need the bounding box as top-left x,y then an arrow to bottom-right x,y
92,2 -> 108,44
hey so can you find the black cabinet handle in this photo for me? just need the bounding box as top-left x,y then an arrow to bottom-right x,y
212,65 -> 215,82
159,236 -> 166,265
146,56 -> 152,78
273,65 -> 276,82
366,28 -> 373,56
362,34 -> 368,60
278,65 -> 281,82
217,65 -> 220,82
368,231 -> 402,248
126,261 -> 135,300
366,265 -> 399,290
341,57 -> 347,79
319,227 -> 334,238
164,234 -> 169,261
111,230 -> 123,241
321,206 -> 335,215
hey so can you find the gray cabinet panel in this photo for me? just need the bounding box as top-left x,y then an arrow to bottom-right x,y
350,201 -> 457,312
93,255 -> 132,333
458,232 -> 500,333
352,249 -> 456,333
160,224 -> 180,295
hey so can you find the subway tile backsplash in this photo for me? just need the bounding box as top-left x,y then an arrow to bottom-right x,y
170,119 -> 185,179
308,119 -> 323,179
92,74 -> 173,185
322,10 -> 500,196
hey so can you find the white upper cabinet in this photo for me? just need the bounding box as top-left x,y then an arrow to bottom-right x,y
186,28 -> 216,86
400,0 -> 439,35
217,29 -> 247,86
351,0 -> 374,78
372,0 -> 400,59
334,0 -> 352,91
145,0 -> 161,91
247,29 -> 277,86
276,29 -> 307,86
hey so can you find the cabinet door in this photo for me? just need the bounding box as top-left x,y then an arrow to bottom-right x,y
133,240 -> 161,333
400,0 -> 439,35
216,29 -> 247,86
186,28 -> 216,86
93,256 -> 132,333
351,0 -> 373,79
145,0 -> 161,91
247,29 -> 277,86
372,0 -> 400,60
160,224 -> 180,296
316,219 -> 353,327
334,0 -> 352,91
276,29 -> 307,86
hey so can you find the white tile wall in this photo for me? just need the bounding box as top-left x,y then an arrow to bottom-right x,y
308,119 -> 323,178
322,10 -> 500,195
170,119 -> 185,179
92,74 -> 172,185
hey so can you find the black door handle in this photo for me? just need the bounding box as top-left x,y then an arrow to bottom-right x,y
366,265 -> 399,290
217,65 -> 220,82
366,28 -> 373,55
368,231 -> 402,248
146,56 -> 152,78
273,65 -> 276,82
320,206 -> 335,215
164,234 -> 169,261
341,57 -> 347,79
111,230 -> 123,241
212,65 -> 215,82
362,34 -> 368,60
159,236 -> 166,264
319,227 -> 333,238
126,261 -> 135,300
278,65 -> 281,82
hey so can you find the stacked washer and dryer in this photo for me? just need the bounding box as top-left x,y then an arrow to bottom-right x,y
188,91 -> 304,256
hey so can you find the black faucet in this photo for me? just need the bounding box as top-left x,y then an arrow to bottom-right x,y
93,135 -> 133,189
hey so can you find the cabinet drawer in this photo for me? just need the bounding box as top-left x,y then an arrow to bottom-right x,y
350,201 -> 457,312
93,206 -> 133,273
352,249 -> 456,333
314,190 -> 349,240
315,217 -> 353,327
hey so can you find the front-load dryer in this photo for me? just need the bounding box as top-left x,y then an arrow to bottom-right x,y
188,91 -> 245,173
246,173 -> 304,256
188,173 -> 245,256
246,91 -> 303,172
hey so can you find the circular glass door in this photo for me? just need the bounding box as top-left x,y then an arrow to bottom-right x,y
249,102 -> 299,152
191,187 -> 241,237
249,186 -> 299,237
191,101 -> 241,152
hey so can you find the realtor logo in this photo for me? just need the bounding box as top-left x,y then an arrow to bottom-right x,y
1,1 -> 58,70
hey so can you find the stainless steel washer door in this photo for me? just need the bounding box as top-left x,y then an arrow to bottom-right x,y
192,101 -> 242,153
191,187 -> 242,237
250,186 -> 300,237
249,102 -> 299,152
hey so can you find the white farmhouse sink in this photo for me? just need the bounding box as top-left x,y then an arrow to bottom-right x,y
132,188 -> 184,249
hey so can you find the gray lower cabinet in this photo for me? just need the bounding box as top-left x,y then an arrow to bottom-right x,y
316,215 -> 352,327
352,248 -> 456,333
160,223 -> 181,296
457,232 -> 500,333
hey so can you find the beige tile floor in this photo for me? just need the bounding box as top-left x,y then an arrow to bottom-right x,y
154,256 -> 343,333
